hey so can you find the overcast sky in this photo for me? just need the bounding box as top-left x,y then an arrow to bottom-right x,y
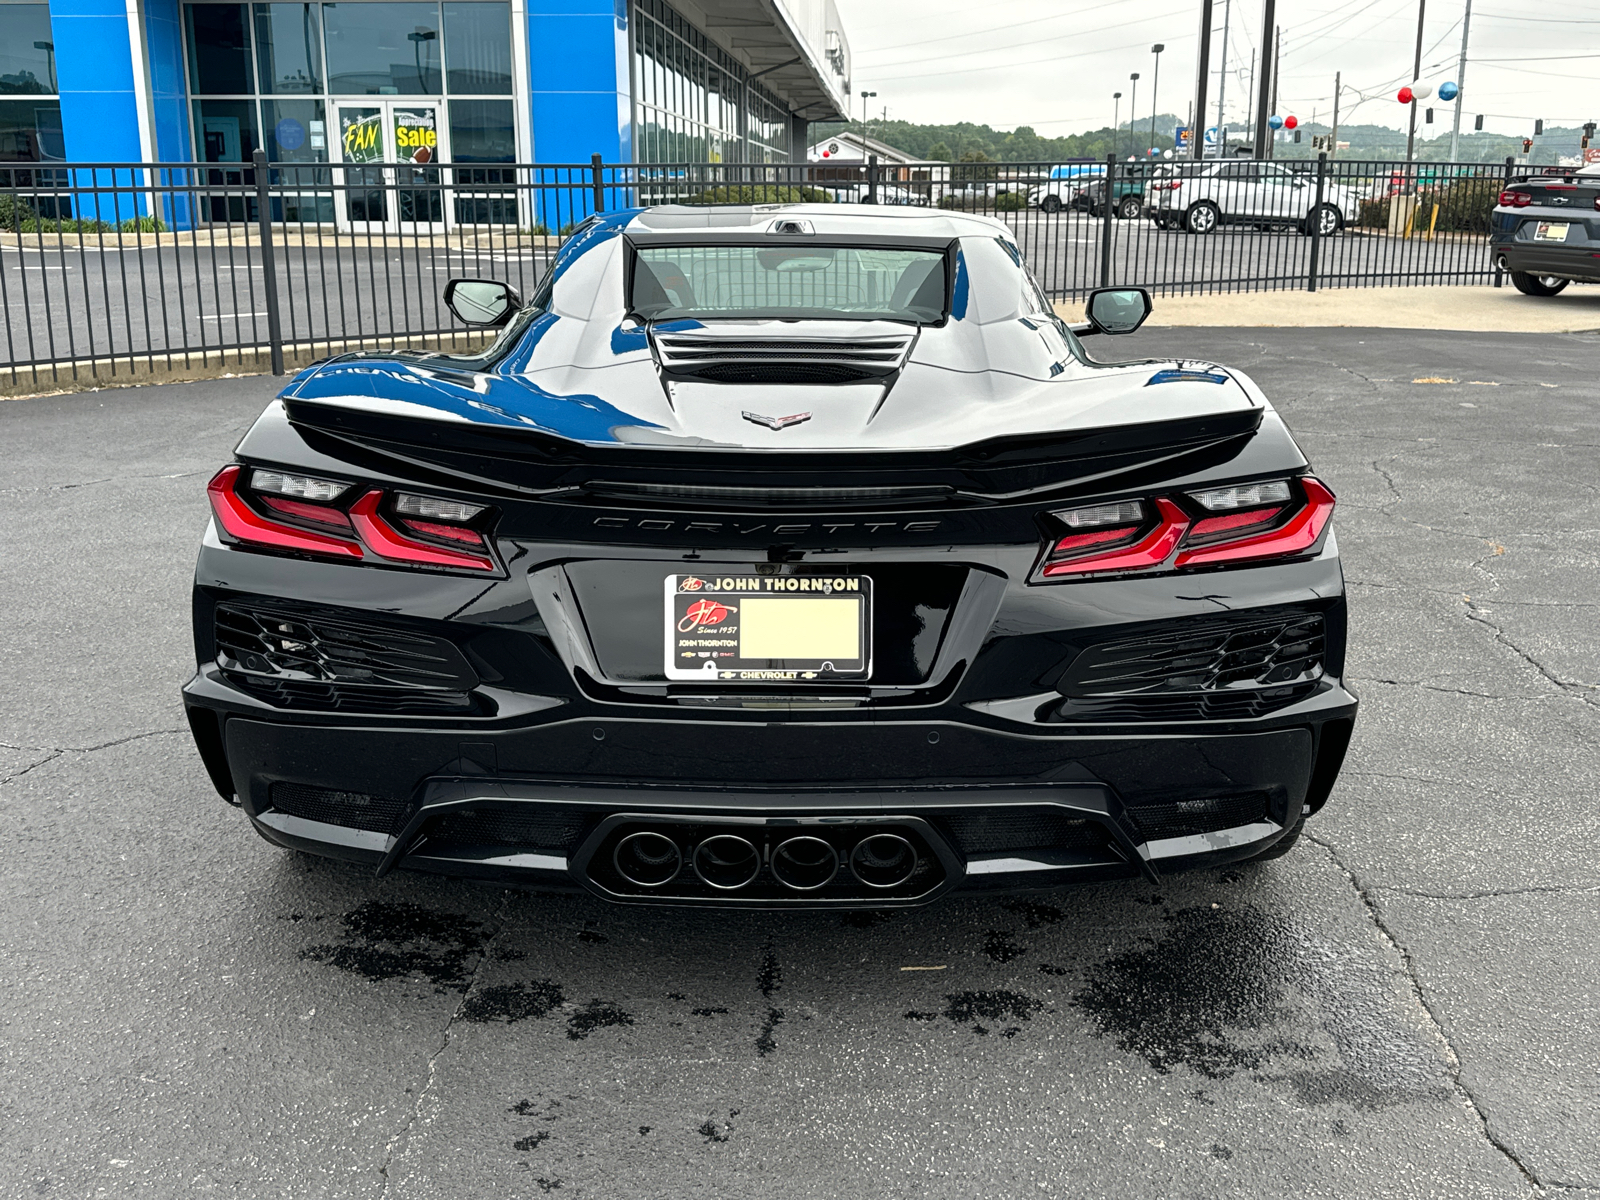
832,0 -> 1599,140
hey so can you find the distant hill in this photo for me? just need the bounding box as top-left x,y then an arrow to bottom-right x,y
811,117 -> 1590,166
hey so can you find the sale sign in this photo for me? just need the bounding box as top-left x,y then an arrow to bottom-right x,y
394,109 -> 438,164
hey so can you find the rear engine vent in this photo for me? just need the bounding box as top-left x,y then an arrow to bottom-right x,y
935,806 -> 1112,856
586,479 -> 954,509
654,334 -> 914,383
216,603 -> 481,714
428,808 -> 592,854
1125,793 -> 1269,840
270,782 -> 408,834
1051,608 -> 1325,722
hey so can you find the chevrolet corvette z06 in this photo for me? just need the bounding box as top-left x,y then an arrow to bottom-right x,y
183,204 -> 1357,908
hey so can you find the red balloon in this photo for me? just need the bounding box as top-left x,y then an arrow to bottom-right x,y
821,150 -> 830,157
1397,87 -> 1414,104
1284,115 -> 1298,130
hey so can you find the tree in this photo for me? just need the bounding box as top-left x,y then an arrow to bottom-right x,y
925,140 -> 953,162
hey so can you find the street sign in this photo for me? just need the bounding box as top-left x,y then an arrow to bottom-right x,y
1175,126 -> 1192,148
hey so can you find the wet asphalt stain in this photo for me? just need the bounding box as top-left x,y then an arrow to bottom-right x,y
1001,898 -> 1064,928
513,1132 -> 549,1152
533,1178 -> 562,1192
698,1110 -> 739,1143
982,930 -> 1027,963
1210,1144 -> 1233,1160
692,1006 -> 729,1017
298,901 -> 490,991
577,928 -> 608,945
942,990 -> 1044,1036
755,943 -> 784,1057
1072,904 -> 1452,1108
638,1126 -> 651,1136
840,910 -> 897,929
462,981 -> 565,1023
903,1010 -> 938,1021
566,999 -> 634,1040
1038,964 -> 1069,977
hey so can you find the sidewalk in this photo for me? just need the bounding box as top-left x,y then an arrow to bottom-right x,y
1056,284 -> 1600,334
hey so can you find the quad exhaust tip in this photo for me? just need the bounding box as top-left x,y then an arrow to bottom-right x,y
691,834 -> 762,890
610,827 -> 921,894
613,830 -> 682,888
771,836 -> 840,891
849,833 -> 919,888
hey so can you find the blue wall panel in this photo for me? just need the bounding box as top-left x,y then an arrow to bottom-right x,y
144,0 -> 192,162
527,1 -> 628,167
50,0 -> 142,163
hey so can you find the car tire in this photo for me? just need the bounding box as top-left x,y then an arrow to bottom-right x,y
1244,810 -> 1306,862
1185,201 -> 1220,234
1116,194 -> 1143,220
1303,204 -> 1342,237
1040,195 -> 1062,214
1510,271 -> 1570,297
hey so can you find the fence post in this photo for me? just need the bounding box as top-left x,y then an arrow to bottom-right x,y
867,154 -> 879,205
1307,151 -> 1328,292
251,149 -> 285,377
591,153 -> 605,214
1494,155 -> 1513,287
1098,155 -> 1116,288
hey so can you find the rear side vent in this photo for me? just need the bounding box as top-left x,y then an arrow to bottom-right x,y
270,782 -> 408,834
654,334 -> 914,383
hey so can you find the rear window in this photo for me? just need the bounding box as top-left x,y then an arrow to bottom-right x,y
631,244 -> 948,323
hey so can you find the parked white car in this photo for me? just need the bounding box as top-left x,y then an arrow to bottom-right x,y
1028,178 -> 1091,213
1147,160 -> 1361,235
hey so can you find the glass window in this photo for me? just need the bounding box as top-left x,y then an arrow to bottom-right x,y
193,98 -> 260,161
262,97 -> 326,160
449,98 -> 513,161
442,3 -> 510,94
632,245 -> 948,323
0,5 -> 57,95
324,3 -> 442,95
0,98 -> 63,161
186,4 -> 254,95
254,3 -> 322,93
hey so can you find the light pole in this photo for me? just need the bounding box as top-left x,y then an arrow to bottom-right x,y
859,90 -> 876,155
407,28 -> 436,93
33,40 -> 55,94
1448,0 -> 1473,162
1128,73 -> 1140,160
1112,91 -> 1122,158
1149,43 -> 1165,158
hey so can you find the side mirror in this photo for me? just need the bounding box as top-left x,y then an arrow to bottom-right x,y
443,278 -> 520,327
1082,287 -> 1152,335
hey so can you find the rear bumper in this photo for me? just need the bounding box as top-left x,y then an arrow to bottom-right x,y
1492,242 -> 1600,282
189,669 -> 1357,905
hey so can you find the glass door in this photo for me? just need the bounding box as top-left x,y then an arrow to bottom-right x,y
334,100 -> 448,233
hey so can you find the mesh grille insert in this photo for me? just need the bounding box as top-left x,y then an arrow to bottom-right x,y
428,808 -> 591,854
232,675 -> 475,714
1126,793 -> 1269,841
270,782 -> 408,834
935,806 -> 1111,855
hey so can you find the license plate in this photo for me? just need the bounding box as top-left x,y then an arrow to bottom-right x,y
1534,222 -> 1571,242
664,573 -> 871,682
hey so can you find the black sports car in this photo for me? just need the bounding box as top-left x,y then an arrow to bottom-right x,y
182,205 -> 1356,908
1492,164 -> 1600,296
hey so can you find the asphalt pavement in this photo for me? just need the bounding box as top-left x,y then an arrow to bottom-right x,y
2,325 -> 1597,1198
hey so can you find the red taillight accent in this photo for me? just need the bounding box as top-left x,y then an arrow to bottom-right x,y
1188,506 -> 1285,541
400,517 -> 488,547
349,490 -> 496,572
207,466 -> 364,559
1176,479 -> 1335,567
260,494 -> 356,530
1041,497 -> 1190,577
1050,526 -> 1141,555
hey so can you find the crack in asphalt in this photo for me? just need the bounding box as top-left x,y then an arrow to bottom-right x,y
1307,833 -> 1544,1190
378,900 -> 507,1193
1462,603 -> 1600,711
1348,677 -> 1551,703
0,468 -> 207,496
1378,883 -> 1600,902
0,729 -> 185,784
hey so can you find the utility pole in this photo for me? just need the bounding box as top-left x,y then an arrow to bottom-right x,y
1405,0 -> 1426,161
1251,0 -> 1274,158
1448,0 -> 1472,162
1268,25 -> 1280,158
1214,0 -> 1231,156
859,89 -> 876,159
1113,92 -> 1122,158
1331,71 -> 1340,159
1191,0 -> 1213,160
1129,72 -> 1140,159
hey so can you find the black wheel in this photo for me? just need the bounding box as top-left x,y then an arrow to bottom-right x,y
1303,203 -> 1342,237
1245,811 -> 1305,862
1184,201 -> 1220,234
1116,194 -> 1143,220
1510,271 -> 1569,297
1039,195 -> 1062,214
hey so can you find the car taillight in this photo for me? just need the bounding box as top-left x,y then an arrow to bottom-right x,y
1497,190 -> 1532,208
349,491 -> 497,571
1035,478 -> 1336,580
208,466 -> 364,558
1174,478 -> 1336,567
207,466 -> 497,572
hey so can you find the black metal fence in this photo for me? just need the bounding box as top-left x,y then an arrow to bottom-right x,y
1,152 -> 1523,390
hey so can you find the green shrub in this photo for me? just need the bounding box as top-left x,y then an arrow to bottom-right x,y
1356,197 -> 1390,229
994,191 -> 1027,212
17,216 -> 113,233
684,184 -> 836,205
119,215 -> 166,232
0,193 -> 34,231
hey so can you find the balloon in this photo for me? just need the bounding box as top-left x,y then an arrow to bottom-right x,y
1398,87 -> 1414,104
1412,82 -> 1434,100
1268,114 -> 1284,129
1439,80 -> 1459,101
1284,115 -> 1298,130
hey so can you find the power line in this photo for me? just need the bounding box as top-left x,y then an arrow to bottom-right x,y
859,5 -> 1192,71
862,17 -> 1194,80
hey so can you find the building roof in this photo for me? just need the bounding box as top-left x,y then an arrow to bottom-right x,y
805,129 -> 931,165
685,0 -> 852,123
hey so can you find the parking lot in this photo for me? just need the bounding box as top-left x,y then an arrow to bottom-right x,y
2,323 -> 1597,1197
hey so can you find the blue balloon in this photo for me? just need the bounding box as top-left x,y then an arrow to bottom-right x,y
1438,81 -> 1459,101
1268,114 -> 1284,130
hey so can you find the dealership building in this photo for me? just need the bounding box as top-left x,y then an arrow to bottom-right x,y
0,0 -> 852,174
